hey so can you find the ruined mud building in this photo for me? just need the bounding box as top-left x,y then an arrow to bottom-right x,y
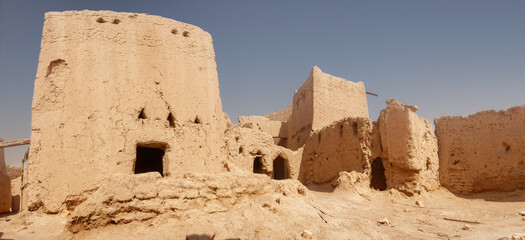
2,11 -> 524,216
0,138 -> 12,213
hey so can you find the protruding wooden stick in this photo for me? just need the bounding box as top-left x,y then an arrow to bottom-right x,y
443,217 -> 481,224
366,91 -> 378,96
0,139 -> 30,149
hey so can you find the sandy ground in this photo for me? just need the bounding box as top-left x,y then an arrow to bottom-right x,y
1,187 -> 524,240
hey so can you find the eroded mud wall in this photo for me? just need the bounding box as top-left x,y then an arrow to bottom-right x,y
287,66 -> 368,150
0,138 -> 12,213
378,99 -> 439,195
299,118 -> 378,184
224,126 -> 301,180
287,70 -> 315,150
28,10 -> 227,213
238,116 -> 288,146
264,104 -> 292,122
312,67 -> 368,130
435,105 -> 525,194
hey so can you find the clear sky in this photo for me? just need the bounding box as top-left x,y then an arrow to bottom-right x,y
1,1 -> 524,166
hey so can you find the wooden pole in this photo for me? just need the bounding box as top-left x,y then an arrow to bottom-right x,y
0,139 -> 30,149
366,91 -> 378,97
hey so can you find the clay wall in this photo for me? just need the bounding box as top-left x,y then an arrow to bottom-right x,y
378,99 -> 439,195
264,104 -> 292,122
0,138 -> 12,213
435,105 -> 525,194
224,126 -> 301,180
287,71 -> 315,150
6,165 -> 23,180
0,139 -> 5,175
287,66 -> 369,150
238,116 -> 288,146
312,68 -> 369,130
27,10 -> 228,213
11,176 -> 21,213
299,117 -> 377,184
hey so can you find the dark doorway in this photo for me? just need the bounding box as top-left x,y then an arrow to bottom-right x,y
135,146 -> 164,176
272,156 -> 288,180
253,157 -> 263,174
370,157 -> 386,190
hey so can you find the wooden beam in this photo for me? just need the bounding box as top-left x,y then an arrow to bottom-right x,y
443,217 -> 481,224
0,139 -> 30,148
366,91 -> 378,97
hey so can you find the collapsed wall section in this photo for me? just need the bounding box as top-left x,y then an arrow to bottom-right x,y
435,105 -> 525,194
28,10 -> 227,213
378,99 -> 439,195
67,172 -> 309,232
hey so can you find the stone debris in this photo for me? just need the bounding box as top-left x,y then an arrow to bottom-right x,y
519,211 -> 525,216
512,233 -> 525,240
301,229 -> 313,239
415,200 -> 425,207
462,224 -> 471,230
377,218 -> 390,225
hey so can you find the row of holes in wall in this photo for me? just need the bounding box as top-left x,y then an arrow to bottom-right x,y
138,109 -> 201,125
171,29 -> 190,37
97,17 -> 120,24
96,17 -> 191,38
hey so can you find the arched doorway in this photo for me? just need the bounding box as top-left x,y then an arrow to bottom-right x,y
253,157 -> 263,174
370,157 -> 387,190
272,156 -> 288,180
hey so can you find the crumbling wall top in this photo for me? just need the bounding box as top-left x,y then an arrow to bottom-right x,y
264,104 -> 292,122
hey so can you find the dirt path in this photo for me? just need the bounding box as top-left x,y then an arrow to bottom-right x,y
308,187 -> 525,239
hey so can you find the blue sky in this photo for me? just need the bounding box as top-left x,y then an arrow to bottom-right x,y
1,1 -> 524,165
